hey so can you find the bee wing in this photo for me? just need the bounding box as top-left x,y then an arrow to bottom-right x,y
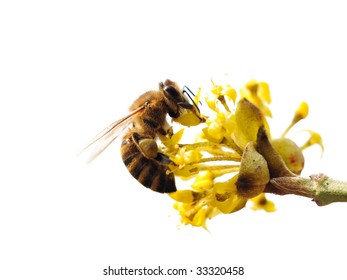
81,105 -> 145,163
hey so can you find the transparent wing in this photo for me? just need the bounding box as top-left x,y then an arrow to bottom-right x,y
80,105 -> 146,163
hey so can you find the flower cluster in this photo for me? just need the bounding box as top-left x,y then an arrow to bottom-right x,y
161,80 -> 323,228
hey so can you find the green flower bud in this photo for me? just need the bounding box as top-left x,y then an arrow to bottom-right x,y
272,138 -> 305,175
236,142 -> 270,198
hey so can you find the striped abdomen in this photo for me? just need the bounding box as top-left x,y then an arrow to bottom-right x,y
120,133 -> 176,193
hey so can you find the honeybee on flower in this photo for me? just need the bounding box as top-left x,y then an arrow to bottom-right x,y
162,79 -> 323,228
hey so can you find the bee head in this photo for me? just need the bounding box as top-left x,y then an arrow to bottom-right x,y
160,79 -> 205,126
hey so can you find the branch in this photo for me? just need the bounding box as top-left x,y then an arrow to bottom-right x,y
270,174 -> 347,206
256,126 -> 347,205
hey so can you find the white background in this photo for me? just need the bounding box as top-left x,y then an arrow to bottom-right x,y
1,0 -> 347,279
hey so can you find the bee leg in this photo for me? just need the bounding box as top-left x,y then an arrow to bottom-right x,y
141,117 -> 174,137
138,138 -> 159,159
158,126 -> 173,137
155,152 -> 175,165
177,102 -> 193,109
137,138 -> 175,164
157,127 -> 168,136
132,132 -> 175,165
165,126 -> 174,137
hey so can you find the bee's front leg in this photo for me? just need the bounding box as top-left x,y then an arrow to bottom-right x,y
157,119 -> 173,137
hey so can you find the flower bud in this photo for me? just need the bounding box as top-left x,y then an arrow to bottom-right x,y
293,102 -> 309,123
233,98 -> 270,150
256,126 -> 294,178
236,142 -> 270,198
271,138 -> 305,175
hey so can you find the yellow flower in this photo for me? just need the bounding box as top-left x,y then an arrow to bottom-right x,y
205,95 -> 218,112
211,84 -> 224,95
213,175 -> 247,214
203,111 -> 236,143
222,84 -> 237,103
282,102 -> 310,137
172,194 -> 217,228
162,128 -> 184,150
211,82 -> 237,102
301,130 -> 324,153
250,193 -> 276,212
240,80 -> 272,117
166,79 -> 321,228
191,171 -> 214,191
171,148 -> 203,166
294,102 -> 309,121
232,98 -> 271,150
174,111 -> 204,126
169,190 -> 205,203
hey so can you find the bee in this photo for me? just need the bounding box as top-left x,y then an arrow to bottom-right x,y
83,79 -> 204,193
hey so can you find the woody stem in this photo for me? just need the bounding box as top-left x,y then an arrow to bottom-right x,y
270,173 -> 347,206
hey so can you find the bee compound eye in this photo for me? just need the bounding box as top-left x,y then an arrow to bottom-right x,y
163,85 -> 180,100
138,139 -> 158,159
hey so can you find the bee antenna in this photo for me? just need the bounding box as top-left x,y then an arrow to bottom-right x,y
183,85 -> 195,97
183,85 -> 202,111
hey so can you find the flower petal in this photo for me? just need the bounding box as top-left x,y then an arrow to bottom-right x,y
213,175 -> 247,214
250,193 -> 276,212
233,98 -> 270,150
